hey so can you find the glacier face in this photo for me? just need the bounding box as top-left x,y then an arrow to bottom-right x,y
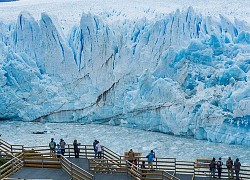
0,8 -> 249,146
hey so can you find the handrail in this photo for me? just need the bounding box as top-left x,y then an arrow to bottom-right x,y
0,139 -> 12,152
61,155 -> 94,180
0,153 -> 24,179
162,170 -> 180,180
126,161 -> 142,180
102,146 -> 120,159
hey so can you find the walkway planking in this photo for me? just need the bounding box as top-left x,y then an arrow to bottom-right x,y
67,157 -> 133,180
9,167 -> 70,180
67,157 -> 89,170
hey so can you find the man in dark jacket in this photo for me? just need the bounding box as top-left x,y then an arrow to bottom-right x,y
217,157 -> 223,179
234,158 -> 241,180
226,157 -> 233,179
209,157 -> 216,178
93,140 -> 98,158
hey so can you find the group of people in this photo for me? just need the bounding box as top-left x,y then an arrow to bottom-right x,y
49,138 -> 103,159
209,157 -> 241,179
93,139 -> 102,159
127,149 -> 155,169
48,138 -> 66,157
49,138 -> 78,158
49,138 -> 242,179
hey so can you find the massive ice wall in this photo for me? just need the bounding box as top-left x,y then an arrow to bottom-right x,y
0,8 -> 249,146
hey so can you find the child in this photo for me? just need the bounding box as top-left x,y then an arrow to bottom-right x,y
56,144 -> 62,158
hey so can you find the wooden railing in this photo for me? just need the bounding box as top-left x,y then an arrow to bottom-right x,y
89,158 -> 127,174
0,139 -> 23,155
23,152 -> 61,168
127,161 -> 141,180
126,160 -> 180,180
61,155 -> 94,180
0,153 -> 24,179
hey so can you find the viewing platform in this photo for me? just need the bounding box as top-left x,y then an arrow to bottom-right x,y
0,138 -> 250,179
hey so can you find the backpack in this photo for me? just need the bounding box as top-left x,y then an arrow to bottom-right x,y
227,160 -> 233,168
49,141 -> 55,149
209,161 -> 215,170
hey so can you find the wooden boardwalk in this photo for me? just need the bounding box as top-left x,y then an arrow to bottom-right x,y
9,157 -> 212,180
1,138 -> 249,180
9,167 -> 70,180
9,158 -> 133,180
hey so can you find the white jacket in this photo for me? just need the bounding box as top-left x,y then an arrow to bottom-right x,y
96,143 -> 102,152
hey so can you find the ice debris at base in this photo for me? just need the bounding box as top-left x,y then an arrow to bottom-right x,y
0,8 -> 249,146
1,121 -> 250,164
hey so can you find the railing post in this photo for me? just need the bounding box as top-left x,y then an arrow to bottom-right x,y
11,145 -> 13,153
174,158 -> 176,174
193,162 -> 195,180
68,145 -> 70,158
85,145 -> 87,158
126,161 -> 129,176
42,154 -> 44,168
156,157 -> 158,169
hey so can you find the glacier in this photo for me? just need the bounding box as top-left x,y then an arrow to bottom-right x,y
0,7 -> 249,146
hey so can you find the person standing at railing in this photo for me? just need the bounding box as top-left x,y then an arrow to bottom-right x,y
234,158 -> 241,180
226,157 -> 234,179
93,139 -> 98,158
73,139 -> 80,158
146,150 -> 155,169
60,139 -> 66,156
49,138 -> 56,153
95,141 -> 102,159
217,157 -> 223,179
209,157 -> 216,178
128,149 -> 135,164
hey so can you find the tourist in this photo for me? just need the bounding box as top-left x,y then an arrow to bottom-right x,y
217,157 -> 223,179
73,139 -> 80,158
146,150 -> 155,169
128,149 -> 135,164
60,139 -> 66,156
95,141 -> 102,159
209,157 -> 216,178
234,158 -> 241,180
49,138 -> 56,153
56,144 -> 61,158
226,157 -> 234,179
93,139 -> 98,158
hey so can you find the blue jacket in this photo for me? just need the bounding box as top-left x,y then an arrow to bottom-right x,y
147,152 -> 155,162
57,146 -> 61,154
